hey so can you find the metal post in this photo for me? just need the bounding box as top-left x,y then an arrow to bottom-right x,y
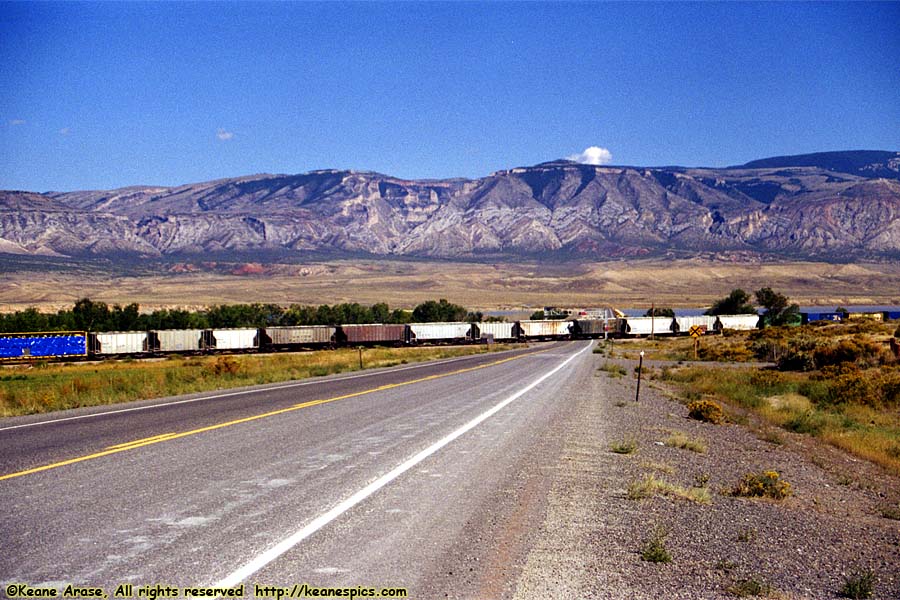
635,350 -> 644,402
358,347 -> 363,369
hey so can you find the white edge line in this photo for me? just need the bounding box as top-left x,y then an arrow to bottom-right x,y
0,351 -> 520,433
215,341 -> 592,588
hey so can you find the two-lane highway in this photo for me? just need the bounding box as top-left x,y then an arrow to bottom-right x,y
1,341 -> 594,596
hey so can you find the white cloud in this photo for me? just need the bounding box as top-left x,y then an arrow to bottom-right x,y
216,128 -> 234,141
9,119 -> 26,126
59,127 -> 71,136
567,146 -> 613,165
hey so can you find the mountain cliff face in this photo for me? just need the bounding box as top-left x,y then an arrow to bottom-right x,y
2,150 -> 899,260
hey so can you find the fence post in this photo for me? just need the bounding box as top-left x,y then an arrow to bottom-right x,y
635,350 -> 644,403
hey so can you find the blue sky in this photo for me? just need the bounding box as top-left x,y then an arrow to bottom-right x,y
1,1 -> 898,191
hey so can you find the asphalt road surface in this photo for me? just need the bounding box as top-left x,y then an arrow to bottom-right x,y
1,341 -> 594,598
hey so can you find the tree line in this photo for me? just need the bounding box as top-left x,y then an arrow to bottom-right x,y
0,298 -> 501,333
644,287 -> 799,325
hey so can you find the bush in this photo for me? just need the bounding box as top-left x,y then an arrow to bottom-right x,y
814,338 -> 885,369
209,355 -> 240,376
727,577 -> 773,597
784,410 -> 827,435
839,569 -> 876,599
610,438 -> 639,454
777,348 -> 816,372
687,399 -> 725,424
732,470 -> 792,500
599,362 -> 627,378
640,525 -> 672,563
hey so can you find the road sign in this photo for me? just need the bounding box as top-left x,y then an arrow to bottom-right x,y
689,325 -> 703,338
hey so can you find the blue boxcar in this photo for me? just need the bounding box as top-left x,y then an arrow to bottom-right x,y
803,312 -> 844,324
883,311 -> 900,321
0,332 -> 88,360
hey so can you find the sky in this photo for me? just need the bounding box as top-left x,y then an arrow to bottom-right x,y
1,1 -> 898,192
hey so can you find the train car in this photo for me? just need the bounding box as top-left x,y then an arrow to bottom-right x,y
623,316 -> 675,336
90,331 -> 150,355
151,329 -> 205,353
472,322 -> 517,341
0,331 -> 88,360
715,315 -> 760,331
262,325 -> 336,348
337,324 -> 409,345
516,320 -> 572,339
848,312 -> 883,322
802,312 -> 844,324
570,319 -> 610,338
408,322 -> 474,344
205,328 -> 260,351
883,311 -> 900,321
674,315 -> 717,335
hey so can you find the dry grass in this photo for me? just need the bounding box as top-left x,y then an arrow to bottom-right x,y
661,365 -> 900,475
0,345 -> 509,417
626,473 -> 712,504
665,431 -> 708,453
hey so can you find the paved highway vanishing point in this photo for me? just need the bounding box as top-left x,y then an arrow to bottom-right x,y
1,341 -> 594,596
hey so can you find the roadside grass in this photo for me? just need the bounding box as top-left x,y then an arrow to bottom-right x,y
598,362 -> 627,378
627,473 -> 711,504
0,345 -> 511,417
660,365 -> 900,475
607,333 -> 758,363
665,430 -> 708,453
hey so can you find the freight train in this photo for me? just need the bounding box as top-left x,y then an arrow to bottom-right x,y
2,311 -> 897,362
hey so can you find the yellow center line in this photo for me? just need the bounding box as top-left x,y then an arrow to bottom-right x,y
1,344 -> 566,482
107,432 -> 177,450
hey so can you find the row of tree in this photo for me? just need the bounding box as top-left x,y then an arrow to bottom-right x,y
643,288 -> 800,326
0,298 -> 494,333
0,289 -> 803,334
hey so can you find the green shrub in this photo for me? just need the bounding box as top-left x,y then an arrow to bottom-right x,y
687,399 -> 725,424
640,525 -> 672,563
599,362 -> 627,377
784,410 -> 827,435
732,470 -> 792,500
797,379 -> 833,405
727,576 -> 772,597
610,438 -> 639,454
839,568 -> 876,599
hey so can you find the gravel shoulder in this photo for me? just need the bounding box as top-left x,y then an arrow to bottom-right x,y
512,351 -> 900,599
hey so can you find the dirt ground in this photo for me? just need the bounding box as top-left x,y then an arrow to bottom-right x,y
512,351 -> 900,599
2,256 -> 899,313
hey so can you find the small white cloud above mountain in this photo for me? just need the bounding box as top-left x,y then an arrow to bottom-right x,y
217,128 -> 234,141
567,146 -> 612,165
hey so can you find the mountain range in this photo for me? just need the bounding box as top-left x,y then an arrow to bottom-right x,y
2,150 -> 899,261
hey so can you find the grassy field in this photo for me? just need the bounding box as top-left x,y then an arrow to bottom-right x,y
3,256 -> 900,313
625,321 -> 900,475
0,345 -> 512,418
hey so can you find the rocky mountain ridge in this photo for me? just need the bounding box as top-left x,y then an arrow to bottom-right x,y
2,150 -> 899,260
